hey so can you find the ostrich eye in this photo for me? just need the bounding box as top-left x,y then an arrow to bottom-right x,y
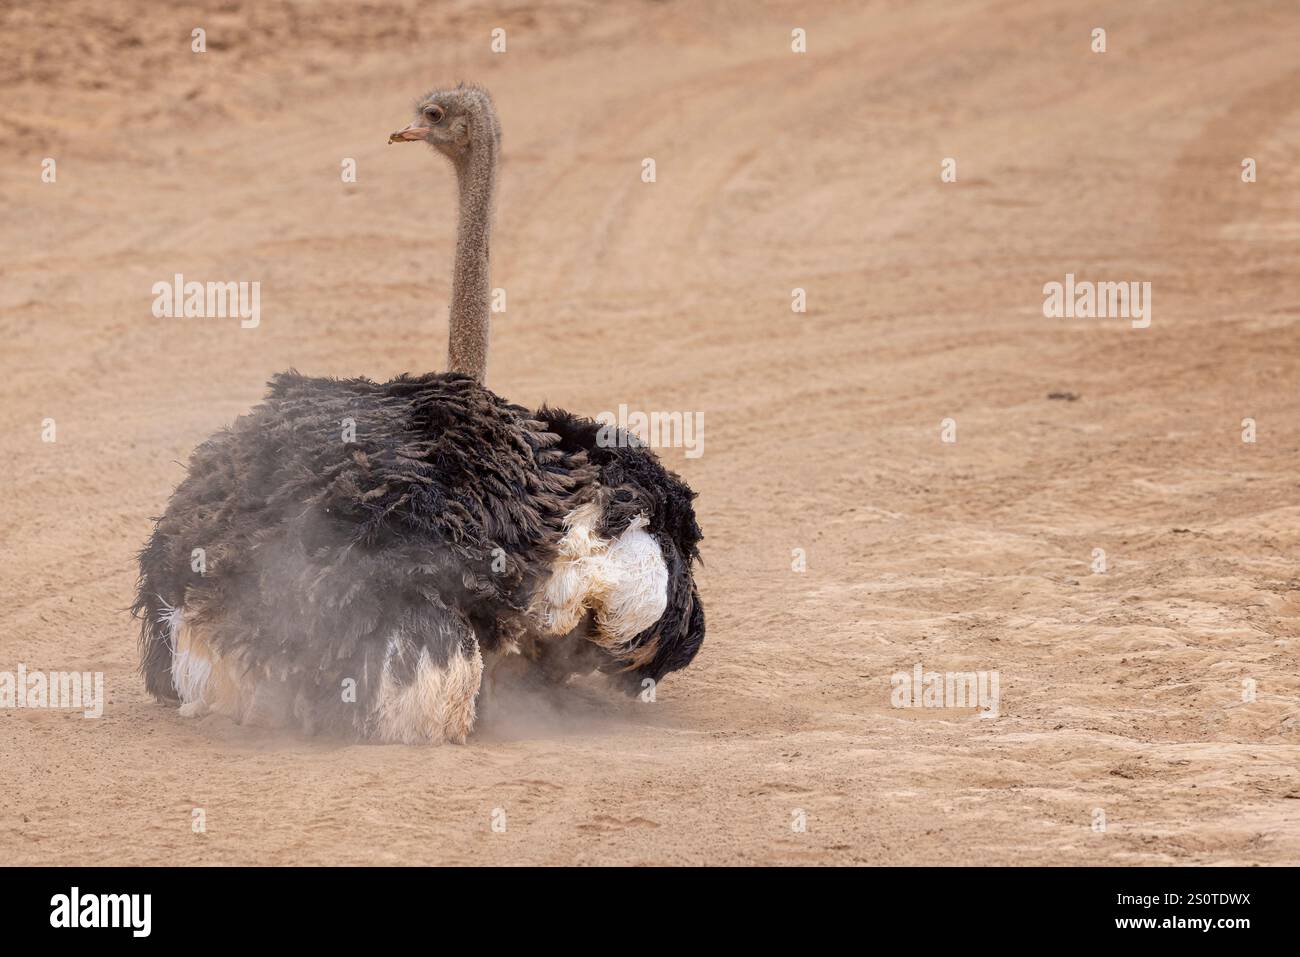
424,106 -> 445,123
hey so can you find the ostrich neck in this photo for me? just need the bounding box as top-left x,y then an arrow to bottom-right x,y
448,136 -> 495,384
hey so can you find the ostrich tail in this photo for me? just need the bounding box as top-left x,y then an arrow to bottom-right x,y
132,586 -> 180,702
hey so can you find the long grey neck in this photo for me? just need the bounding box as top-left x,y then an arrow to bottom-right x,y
448,125 -> 496,384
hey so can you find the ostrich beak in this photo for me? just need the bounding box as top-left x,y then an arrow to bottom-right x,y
388,123 -> 430,144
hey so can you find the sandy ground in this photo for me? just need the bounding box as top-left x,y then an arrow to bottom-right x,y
2,0 -> 1299,866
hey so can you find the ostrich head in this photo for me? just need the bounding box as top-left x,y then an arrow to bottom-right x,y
389,84 -> 500,383
389,84 -> 502,164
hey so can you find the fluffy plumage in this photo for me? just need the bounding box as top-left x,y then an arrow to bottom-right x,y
133,371 -> 704,740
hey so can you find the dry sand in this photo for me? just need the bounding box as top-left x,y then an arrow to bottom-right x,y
1,0 -> 1298,865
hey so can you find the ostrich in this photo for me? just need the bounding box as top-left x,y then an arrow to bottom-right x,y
132,84 -> 704,743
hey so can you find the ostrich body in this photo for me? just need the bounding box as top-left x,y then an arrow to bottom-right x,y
133,85 -> 704,743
